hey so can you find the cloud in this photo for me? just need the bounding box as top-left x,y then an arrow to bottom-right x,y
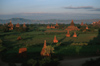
64,6 -> 93,9
63,6 -> 100,11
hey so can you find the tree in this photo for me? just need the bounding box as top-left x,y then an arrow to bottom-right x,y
44,45 -> 54,56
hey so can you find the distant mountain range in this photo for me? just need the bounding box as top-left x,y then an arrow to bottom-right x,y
0,18 -> 100,24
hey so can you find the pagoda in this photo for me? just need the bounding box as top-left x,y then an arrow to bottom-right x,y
66,30 -> 70,37
65,20 -> 79,31
23,23 -> 27,28
81,22 -> 84,26
47,25 -> 50,29
73,32 -> 77,37
8,20 -> 13,30
55,22 -> 59,26
41,40 -> 50,56
16,23 -> 20,28
53,36 -> 58,43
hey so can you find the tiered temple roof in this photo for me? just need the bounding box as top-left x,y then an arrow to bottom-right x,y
65,20 -> 79,31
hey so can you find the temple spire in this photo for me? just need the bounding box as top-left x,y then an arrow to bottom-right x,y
70,20 -> 74,26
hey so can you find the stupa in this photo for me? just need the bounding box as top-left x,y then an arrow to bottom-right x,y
41,40 -> 50,56
16,23 -> 20,28
8,20 -> 13,30
66,30 -> 70,37
73,32 -> 77,37
53,36 -> 58,43
65,20 -> 79,31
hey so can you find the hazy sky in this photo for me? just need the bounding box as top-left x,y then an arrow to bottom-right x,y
0,0 -> 100,19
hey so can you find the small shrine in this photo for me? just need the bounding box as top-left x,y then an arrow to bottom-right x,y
73,32 -> 77,37
41,40 -> 50,56
53,36 -> 58,43
66,30 -> 70,37
65,20 -> 79,31
19,48 -> 27,53
8,20 -> 13,30
16,23 -> 20,28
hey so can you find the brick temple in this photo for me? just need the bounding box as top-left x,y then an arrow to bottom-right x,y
65,20 -> 79,31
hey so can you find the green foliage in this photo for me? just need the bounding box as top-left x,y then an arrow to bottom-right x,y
27,59 -> 37,66
44,45 -> 54,55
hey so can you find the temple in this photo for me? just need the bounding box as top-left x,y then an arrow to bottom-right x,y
16,23 -> 20,28
53,35 -> 58,43
81,22 -> 84,26
65,20 -> 79,31
66,30 -> 70,37
23,23 -> 27,28
8,20 -> 13,30
73,32 -> 77,37
46,25 -> 50,29
40,40 -> 50,56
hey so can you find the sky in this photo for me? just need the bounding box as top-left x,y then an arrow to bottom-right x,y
0,0 -> 100,20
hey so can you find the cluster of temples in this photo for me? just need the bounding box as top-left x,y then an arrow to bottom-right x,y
65,20 -> 79,31
47,23 -> 59,29
91,20 -> 100,27
7,21 -> 27,30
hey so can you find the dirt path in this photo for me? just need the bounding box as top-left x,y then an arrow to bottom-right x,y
59,56 -> 100,66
